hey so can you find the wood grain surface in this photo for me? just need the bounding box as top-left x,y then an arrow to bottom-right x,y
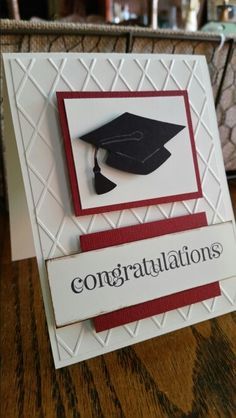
0,180 -> 236,418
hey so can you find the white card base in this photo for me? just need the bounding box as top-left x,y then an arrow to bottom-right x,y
3,78 -> 35,260
2,52 -> 236,369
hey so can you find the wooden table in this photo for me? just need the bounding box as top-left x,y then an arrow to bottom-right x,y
1,180 -> 236,418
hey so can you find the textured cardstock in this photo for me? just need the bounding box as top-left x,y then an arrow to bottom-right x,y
3,52 -> 236,368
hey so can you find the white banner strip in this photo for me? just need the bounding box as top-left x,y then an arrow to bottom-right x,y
47,221 -> 236,327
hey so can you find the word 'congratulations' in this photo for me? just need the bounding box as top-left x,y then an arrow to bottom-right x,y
71,242 -> 223,294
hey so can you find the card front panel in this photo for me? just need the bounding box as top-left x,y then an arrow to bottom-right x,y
3,52 -> 236,368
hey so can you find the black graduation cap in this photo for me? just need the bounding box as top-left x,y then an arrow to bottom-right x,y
80,112 -> 185,195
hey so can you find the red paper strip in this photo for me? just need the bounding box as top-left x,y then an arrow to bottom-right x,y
94,283 -> 220,332
80,212 -> 221,332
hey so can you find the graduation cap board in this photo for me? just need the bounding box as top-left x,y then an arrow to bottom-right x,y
80,112 -> 185,195
3,53 -> 236,369
57,90 -> 202,216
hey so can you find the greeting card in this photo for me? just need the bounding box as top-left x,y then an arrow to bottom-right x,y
3,52 -> 236,368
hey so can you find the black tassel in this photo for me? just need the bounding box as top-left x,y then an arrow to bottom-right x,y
93,149 -> 116,195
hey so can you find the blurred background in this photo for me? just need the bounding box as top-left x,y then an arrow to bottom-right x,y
1,1 -> 236,32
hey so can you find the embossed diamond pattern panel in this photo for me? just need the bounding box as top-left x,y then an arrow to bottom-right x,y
7,53 -> 236,368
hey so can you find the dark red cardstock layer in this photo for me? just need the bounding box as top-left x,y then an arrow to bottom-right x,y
57,91 -> 202,216
80,212 -> 220,332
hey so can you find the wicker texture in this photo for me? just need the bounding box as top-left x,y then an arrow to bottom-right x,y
217,46 -> 236,171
